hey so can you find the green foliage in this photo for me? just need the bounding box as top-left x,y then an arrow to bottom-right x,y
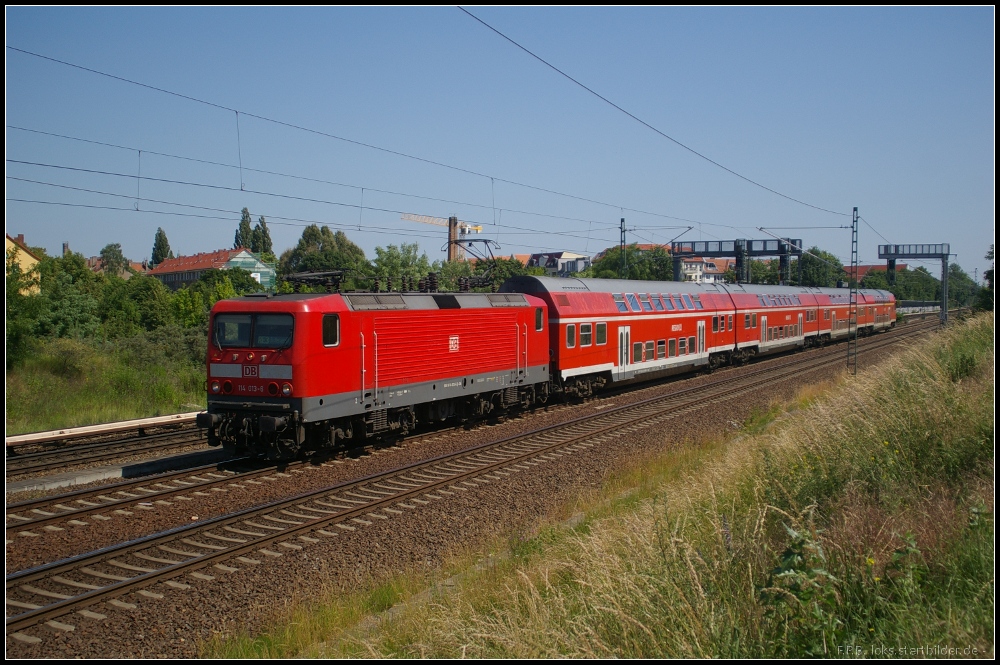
371,243 -> 432,281
99,242 -> 130,277
5,331 -> 207,434
34,270 -> 101,339
797,247 -> 843,287
151,227 -> 173,266
278,225 -> 370,289
99,274 -> 175,338
475,255 -> 540,291
590,244 -> 674,281
235,207 -> 254,249
5,246 -> 43,367
251,215 -> 273,254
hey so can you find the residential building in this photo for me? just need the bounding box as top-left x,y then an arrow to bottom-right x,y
527,251 -> 591,276
5,233 -> 41,294
148,248 -> 276,290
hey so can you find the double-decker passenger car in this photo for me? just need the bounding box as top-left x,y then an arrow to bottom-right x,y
500,276 -> 895,395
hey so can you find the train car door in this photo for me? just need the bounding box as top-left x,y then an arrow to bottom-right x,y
798,313 -> 803,338
617,325 -> 631,380
697,320 -> 705,355
760,316 -> 767,345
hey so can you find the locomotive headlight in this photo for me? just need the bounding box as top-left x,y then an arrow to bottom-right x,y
281,382 -> 293,396
210,380 -> 221,394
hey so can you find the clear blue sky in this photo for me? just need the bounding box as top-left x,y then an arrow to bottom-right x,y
5,7 -> 995,281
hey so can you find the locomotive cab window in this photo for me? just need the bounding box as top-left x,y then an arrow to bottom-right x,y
254,314 -> 294,348
566,324 -> 576,348
214,314 -> 251,348
322,314 -> 340,347
535,308 -> 544,331
213,313 -> 293,349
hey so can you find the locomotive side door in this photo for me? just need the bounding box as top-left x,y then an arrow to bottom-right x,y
617,325 -> 631,380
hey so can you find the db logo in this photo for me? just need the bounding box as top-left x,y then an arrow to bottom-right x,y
243,365 -> 258,378
449,335 -> 460,352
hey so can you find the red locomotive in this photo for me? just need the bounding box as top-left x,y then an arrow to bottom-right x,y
197,275 -> 894,457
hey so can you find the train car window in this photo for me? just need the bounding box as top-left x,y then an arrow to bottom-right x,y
639,294 -> 653,311
682,295 -> 695,310
652,296 -> 664,311
566,324 -> 576,348
633,342 -> 643,363
692,295 -> 704,309
663,295 -> 675,311
645,341 -> 655,360
214,314 -> 252,348
535,308 -> 544,331
673,295 -> 685,310
712,316 -> 719,333
744,313 -> 751,328
612,294 -> 629,313
580,323 -> 593,347
824,309 -> 830,320
727,314 -> 733,330
322,314 -> 340,347
254,314 -> 294,349
668,338 -> 677,357
596,322 -> 607,345
759,296 -> 767,307
678,337 -> 686,355
657,340 -> 665,359
752,312 -> 757,328
626,293 -> 641,311
688,336 -> 696,353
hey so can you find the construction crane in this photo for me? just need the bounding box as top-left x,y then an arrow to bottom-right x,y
400,214 -> 482,261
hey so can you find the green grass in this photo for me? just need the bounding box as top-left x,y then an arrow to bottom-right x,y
5,328 -> 207,434
204,314 -> 994,659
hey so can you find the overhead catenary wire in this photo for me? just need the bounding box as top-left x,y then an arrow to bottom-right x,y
458,7 -> 850,218
6,46 -> 725,228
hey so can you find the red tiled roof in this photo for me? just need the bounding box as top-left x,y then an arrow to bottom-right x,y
148,248 -> 246,275
844,264 -> 908,280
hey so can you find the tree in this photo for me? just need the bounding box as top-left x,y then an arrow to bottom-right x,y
798,247 -> 843,287
251,215 -> 273,255
5,246 -> 43,366
588,244 -> 675,281
946,263 -> 979,308
99,243 -> 130,277
371,243 -> 432,282
278,225 -> 370,289
235,207 -> 253,249
151,227 -> 173,267
974,245 -> 993,311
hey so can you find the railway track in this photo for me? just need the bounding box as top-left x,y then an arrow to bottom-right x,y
5,427 -> 206,480
6,319 -> 933,535
4,320 -> 935,638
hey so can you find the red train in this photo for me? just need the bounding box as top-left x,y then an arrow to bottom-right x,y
196,276 -> 894,457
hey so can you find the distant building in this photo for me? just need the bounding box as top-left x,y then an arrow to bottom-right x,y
86,256 -> 148,279
5,233 -> 41,294
844,264 -> 908,282
527,251 -> 591,277
149,248 -> 276,290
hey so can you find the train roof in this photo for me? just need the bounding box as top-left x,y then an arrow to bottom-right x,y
217,291 -> 539,312
500,275 -> 894,301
